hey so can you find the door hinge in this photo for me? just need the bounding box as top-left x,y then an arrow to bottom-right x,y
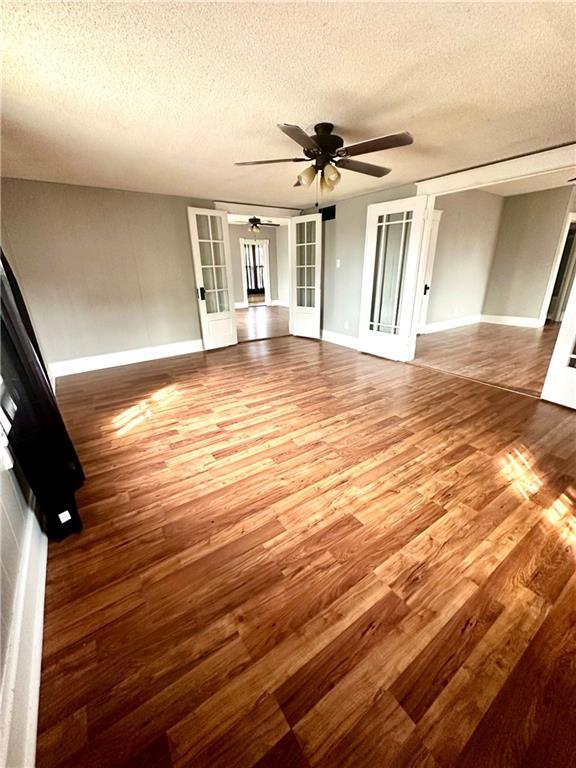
198,286 -> 206,301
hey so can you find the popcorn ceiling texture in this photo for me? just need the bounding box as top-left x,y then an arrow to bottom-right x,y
2,2 -> 575,207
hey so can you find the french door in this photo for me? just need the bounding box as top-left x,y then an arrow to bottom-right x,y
358,196 -> 429,361
187,207 -> 238,350
290,213 -> 322,339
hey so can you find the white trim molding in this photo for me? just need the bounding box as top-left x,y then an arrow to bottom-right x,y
416,145 -> 576,197
419,314 -> 482,334
0,486 -> 47,768
538,206 -> 576,326
214,201 -> 300,218
419,314 -> 546,334
321,330 -> 359,350
481,314 -> 542,328
271,299 -> 289,307
234,301 -> 249,309
49,339 -> 204,380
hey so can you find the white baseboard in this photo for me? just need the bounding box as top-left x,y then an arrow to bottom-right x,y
420,313 -> 543,334
49,339 -> 204,381
0,502 -> 47,768
234,302 -> 249,309
481,314 -> 543,328
419,315 -> 482,334
321,330 -> 359,350
271,300 -> 289,307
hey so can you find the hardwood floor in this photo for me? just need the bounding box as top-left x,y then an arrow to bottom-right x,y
38,337 -> 576,768
413,322 -> 561,396
236,305 -> 289,342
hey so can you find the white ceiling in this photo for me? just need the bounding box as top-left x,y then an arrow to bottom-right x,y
2,2 -> 576,208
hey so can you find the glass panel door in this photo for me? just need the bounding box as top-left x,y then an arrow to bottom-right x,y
359,196 -> 429,361
187,208 -> 237,350
290,214 -> 322,339
369,212 -> 412,334
295,221 -> 317,309
196,213 -> 230,314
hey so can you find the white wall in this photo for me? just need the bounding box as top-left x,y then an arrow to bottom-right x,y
483,186 -> 573,319
228,224 -> 278,304
427,189 -> 503,324
0,468 -> 47,768
1,178 -> 211,364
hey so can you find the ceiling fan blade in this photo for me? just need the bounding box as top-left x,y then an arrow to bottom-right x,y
278,123 -> 320,151
337,158 -> 391,178
235,158 -> 307,165
260,223 -> 280,227
339,131 -> 413,158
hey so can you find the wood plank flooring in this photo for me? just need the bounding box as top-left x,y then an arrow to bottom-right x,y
38,337 -> 576,767
236,305 -> 289,342
414,321 -> 561,396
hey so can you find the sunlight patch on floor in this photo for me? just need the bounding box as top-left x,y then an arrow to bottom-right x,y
501,448 -> 575,547
113,385 -> 179,436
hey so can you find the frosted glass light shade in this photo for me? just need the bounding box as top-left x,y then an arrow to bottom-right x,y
297,165 -> 317,186
323,163 -> 341,187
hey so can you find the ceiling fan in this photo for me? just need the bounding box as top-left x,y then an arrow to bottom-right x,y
248,216 -> 279,233
235,122 -> 413,191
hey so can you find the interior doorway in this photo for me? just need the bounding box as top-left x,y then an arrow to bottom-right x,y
412,178 -> 575,398
240,239 -> 270,306
227,213 -> 291,343
546,218 -> 576,323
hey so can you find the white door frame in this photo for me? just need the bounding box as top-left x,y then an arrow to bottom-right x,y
239,238 -> 271,307
290,213 -> 322,339
187,207 -> 238,350
416,208 -> 443,331
554,216 -> 576,322
542,260 -> 576,409
541,209 -> 576,324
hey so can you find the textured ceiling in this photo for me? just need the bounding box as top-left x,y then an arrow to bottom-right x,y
2,2 -> 576,207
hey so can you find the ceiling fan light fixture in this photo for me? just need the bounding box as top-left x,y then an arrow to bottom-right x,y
323,163 -> 341,189
320,174 -> 334,193
248,216 -> 261,233
296,165 -> 317,187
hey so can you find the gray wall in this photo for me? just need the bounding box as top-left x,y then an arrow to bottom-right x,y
1,178 -> 210,363
483,186 -> 573,319
320,184 -> 418,337
428,189 -> 503,324
228,224 -> 278,304
276,225 -> 289,304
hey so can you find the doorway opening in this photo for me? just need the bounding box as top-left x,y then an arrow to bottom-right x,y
228,214 -> 291,343
242,239 -> 268,306
547,220 -> 576,323
412,180 -> 575,398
